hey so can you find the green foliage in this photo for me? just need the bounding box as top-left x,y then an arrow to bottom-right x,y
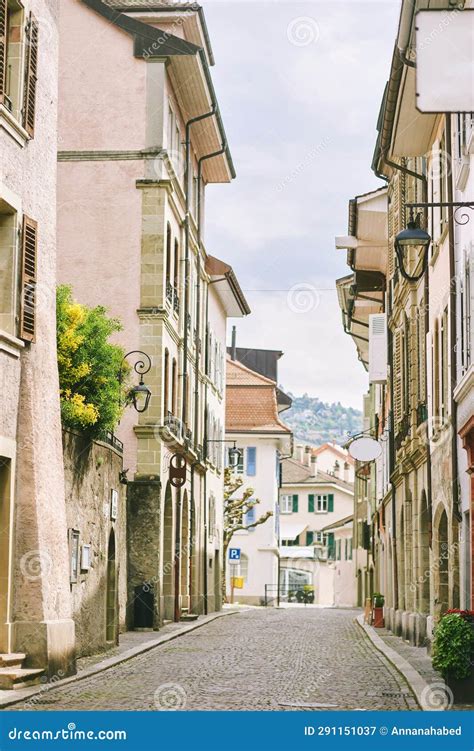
373,592 -> 385,607
283,392 -> 363,446
56,285 -> 127,436
432,614 -> 474,680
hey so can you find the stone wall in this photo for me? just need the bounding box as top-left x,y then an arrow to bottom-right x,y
62,430 -> 127,658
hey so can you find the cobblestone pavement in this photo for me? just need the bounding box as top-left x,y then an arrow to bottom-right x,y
10,608 -> 419,711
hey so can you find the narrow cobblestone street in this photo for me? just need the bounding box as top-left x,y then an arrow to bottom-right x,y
9,609 -> 419,711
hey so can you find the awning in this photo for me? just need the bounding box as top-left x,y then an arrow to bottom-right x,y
280,521 -> 307,540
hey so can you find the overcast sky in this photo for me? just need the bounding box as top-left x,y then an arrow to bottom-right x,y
202,0 -> 400,408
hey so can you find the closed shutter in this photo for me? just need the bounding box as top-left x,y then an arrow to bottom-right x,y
308,494 -> 314,512
306,531 -> 314,546
292,494 -> 298,513
328,494 -> 334,513
246,447 -> 256,476
327,532 -> 335,560
245,506 -> 256,530
0,0 -> 6,106
20,215 -> 38,342
394,328 -> 403,426
23,13 -> 39,137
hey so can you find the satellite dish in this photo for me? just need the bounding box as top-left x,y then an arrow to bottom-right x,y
348,436 -> 382,462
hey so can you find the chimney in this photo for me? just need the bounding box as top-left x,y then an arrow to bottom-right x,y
343,461 -> 350,483
231,326 -> 237,361
305,446 -> 312,467
296,444 -> 304,464
334,460 -> 340,479
310,454 -> 318,478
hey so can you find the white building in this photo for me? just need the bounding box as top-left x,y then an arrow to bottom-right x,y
279,451 -> 356,607
225,357 -> 292,605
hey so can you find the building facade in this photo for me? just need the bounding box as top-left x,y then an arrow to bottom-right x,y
335,0 -> 473,646
225,356 -> 292,605
57,0 -> 249,628
0,0 -> 75,683
279,448 -> 355,607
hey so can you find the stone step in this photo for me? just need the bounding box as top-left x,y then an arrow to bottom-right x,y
0,667 -> 44,691
179,613 -> 199,622
0,653 -> 26,669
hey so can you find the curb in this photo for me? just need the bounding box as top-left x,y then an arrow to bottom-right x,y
356,614 -> 438,711
0,609 -> 240,709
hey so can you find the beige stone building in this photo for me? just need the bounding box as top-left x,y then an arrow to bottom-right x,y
57,0 -> 249,627
336,0 -> 471,646
0,0 -> 75,683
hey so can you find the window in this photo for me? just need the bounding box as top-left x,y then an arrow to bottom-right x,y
280,494 -> 297,514
317,495 -> 327,512
165,224 -> 172,298
163,349 -> 169,418
336,539 -> 341,561
345,538 -> 353,561
173,239 -> 179,294
315,531 -> 327,545
209,493 -> 216,537
246,447 -> 256,476
1,2 -> 23,117
171,358 -> 177,416
0,200 -> 18,335
460,246 -> 473,376
236,554 -> 248,582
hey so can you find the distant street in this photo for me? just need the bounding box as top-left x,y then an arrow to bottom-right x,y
11,609 -> 418,712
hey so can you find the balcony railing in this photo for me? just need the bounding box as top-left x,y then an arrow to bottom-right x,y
395,414 -> 410,451
166,280 -> 173,304
173,291 -> 180,316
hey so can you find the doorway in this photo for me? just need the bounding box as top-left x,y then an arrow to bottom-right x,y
106,529 -> 117,643
0,459 -> 12,652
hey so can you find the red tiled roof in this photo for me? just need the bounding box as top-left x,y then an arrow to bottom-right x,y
226,358 -> 292,434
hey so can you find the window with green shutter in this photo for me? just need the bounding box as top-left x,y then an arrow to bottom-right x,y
308,494 -> 314,512
306,531 -> 314,546
328,494 -> 334,513
327,532 -> 335,560
292,494 -> 298,513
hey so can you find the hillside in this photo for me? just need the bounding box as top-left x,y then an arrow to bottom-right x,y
281,393 -> 363,447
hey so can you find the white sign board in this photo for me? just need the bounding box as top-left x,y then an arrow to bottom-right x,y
416,9 -> 474,112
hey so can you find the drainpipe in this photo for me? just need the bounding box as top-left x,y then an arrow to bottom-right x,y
182,105 -> 216,435
445,116 -> 462,531
194,139 -> 227,614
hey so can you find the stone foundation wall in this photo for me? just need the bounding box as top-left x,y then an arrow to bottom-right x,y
63,430 -> 127,658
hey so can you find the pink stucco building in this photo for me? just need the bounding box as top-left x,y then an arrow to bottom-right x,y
57,0 -> 249,627
0,0 -> 75,685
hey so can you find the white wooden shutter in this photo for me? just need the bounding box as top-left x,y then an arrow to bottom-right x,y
369,313 -> 387,383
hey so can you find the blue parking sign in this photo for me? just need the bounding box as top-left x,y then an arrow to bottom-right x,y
229,548 -> 241,562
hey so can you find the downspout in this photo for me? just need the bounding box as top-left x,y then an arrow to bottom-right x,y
182,105 -> 216,435
195,140 -> 227,615
446,116 -> 462,531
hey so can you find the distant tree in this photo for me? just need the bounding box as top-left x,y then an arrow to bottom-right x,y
56,285 -> 128,436
222,467 -> 272,601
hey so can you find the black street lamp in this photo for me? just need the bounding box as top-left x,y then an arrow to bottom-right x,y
205,439 -> 242,468
394,212 -> 431,282
119,351 -> 152,414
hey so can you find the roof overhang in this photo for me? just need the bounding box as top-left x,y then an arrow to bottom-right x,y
336,274 -> 384,371
372,0 -> 448,177
335,187 -> 388,276
82,0 -> 234,183
206,256 -> 251,317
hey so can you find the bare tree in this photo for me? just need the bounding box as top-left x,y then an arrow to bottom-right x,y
222,468 -> 273,600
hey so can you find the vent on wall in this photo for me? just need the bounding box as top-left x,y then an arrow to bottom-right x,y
369,313 -> 387,384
